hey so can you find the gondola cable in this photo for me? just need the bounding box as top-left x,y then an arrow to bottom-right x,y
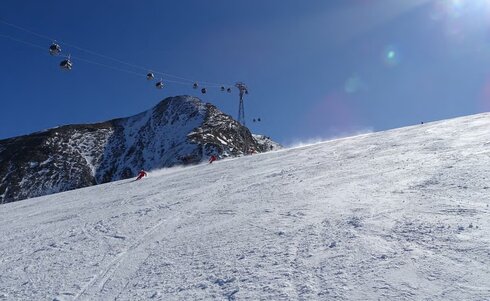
0,19 -> 232,88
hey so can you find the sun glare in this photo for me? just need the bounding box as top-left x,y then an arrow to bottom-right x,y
428,0 -> 490,40
434,0 -> 490,16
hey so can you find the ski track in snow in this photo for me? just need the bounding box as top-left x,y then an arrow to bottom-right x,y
1,113 -> 490,300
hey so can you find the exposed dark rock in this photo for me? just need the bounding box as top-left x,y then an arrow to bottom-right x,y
0,96 -> 280,204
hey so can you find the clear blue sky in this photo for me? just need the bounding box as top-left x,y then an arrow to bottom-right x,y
1,0 -> 490,145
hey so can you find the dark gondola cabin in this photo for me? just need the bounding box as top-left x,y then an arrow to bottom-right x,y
49,43 -> 61,56
156,81 -> 164,89
59,59 -> 72,70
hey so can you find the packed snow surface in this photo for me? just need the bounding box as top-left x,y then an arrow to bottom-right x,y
1,113 -> 490,300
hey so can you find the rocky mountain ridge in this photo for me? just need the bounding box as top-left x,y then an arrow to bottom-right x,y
0,96 -> 279,204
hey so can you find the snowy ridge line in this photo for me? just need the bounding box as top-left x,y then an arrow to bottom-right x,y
286,112 -> 490,151
286,128 -> 374,149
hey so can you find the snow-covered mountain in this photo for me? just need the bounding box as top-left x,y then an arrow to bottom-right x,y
1,113 -> 489,300
0,96 -> 280,204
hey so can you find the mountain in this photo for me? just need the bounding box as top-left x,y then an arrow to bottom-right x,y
0,96 -> 280,204
0,113 -> 489,300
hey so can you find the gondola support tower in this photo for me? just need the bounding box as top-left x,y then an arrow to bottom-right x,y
235,82 -> 248,126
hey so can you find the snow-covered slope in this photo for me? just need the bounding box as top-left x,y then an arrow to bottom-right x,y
0,96 -> 280,204
1,113 -> 490,300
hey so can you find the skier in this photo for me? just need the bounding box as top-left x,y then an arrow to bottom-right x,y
136,169 -> 147,180
209,155 -> 217,164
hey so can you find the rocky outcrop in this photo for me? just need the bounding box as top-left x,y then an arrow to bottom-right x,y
0,96 -> 280,204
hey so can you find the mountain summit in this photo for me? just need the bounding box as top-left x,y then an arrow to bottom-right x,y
0,96 -> 279,203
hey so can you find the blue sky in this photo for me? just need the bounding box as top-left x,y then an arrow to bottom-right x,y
1,0 -> 490,145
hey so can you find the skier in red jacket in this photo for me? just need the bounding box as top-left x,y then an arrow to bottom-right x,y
136,170 -> 147,180
209,155 -> 217,164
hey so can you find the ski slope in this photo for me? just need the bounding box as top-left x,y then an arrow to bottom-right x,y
1,113 -> 490,300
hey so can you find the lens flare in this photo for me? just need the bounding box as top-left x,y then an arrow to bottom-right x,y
383,45 -> 401,67
344,75 -> 367,94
